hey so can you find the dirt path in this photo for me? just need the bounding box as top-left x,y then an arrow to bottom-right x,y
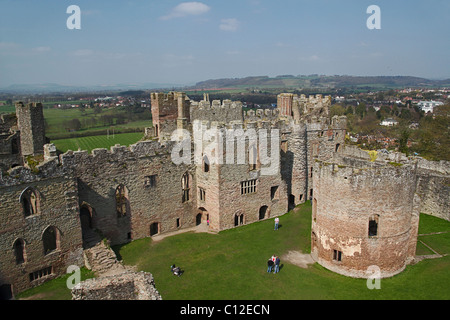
282,250 -> 315,269
150,223 -> 216,242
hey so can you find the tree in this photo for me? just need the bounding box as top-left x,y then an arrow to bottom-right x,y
329,104 -> 345,117
411,104 -> 450,161
64,118 -> 81,132
397,126 -> 411,155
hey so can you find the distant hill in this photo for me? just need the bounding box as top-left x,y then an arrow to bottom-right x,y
2,75 -> 449,94
192,75 -> 450,90
0,82 -> 184,94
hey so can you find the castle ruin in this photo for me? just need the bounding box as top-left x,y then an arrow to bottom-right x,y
0,94 -> 448,298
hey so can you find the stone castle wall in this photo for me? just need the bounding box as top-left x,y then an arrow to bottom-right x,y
338,144 -> 450,221
311,158 -> 420,278
15,102 -> 46,156
1,91 -> 448,297
60,141 -> 198,246
72,271 -> 162,300
0,164 -> 84,294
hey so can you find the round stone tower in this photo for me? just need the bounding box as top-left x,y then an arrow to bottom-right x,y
311,158 -> 420,278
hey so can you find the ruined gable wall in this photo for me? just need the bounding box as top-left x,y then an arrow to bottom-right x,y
61,141 -> 198,246
0,162 -> 83,295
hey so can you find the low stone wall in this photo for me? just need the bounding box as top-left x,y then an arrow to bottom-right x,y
71,271 -> 162,300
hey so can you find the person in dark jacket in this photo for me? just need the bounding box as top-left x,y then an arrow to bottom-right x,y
274,256 -> 281,273
267,258 -> 274,273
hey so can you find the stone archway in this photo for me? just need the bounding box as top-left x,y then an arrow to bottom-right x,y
79,203 -> 99,248
259,205 -> 269,220
197,207 -> 208,226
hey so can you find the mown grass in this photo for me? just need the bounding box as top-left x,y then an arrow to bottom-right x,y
0,105 -> 151,140
114,205 -> 450,300
14,205 -> 450,300
15,268 -> 95,300
52,132 -> 144,153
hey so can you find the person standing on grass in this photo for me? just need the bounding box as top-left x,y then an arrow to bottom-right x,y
274,217 -> 279,230
274,256 -> 280,274
267,258 -> 274,273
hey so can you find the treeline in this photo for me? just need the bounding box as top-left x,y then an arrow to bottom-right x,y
331,102 -> 449,161
188,93 -> 277,106
60,107 -> 152,133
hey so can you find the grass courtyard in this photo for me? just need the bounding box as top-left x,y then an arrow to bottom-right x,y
16,203 -> 450,300
52,132 -> 145,153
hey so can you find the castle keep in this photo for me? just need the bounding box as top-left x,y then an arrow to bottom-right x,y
0,94 -> 448,297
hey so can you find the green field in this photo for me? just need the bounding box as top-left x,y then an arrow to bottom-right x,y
52,132 -> 145,153
0,105 -> 152,140
16,205 -> 450,300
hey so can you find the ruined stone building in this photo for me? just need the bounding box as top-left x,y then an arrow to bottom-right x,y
0,94 -> 448,298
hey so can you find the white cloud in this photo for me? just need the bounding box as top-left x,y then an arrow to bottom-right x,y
72,49 -> 94,57
32,46 -> 51,53
160,2 -> 211,20
219,18 -> 239,32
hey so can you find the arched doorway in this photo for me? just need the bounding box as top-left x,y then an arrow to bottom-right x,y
79,204 -> 99,248
80,206 -> 92,230
196,214 -> 202,226
197,207 -> 208,226
0,284 -> 13,300
234,212 -> 244,227
259,206 -> 268,220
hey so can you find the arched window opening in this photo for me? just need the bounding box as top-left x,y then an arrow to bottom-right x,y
116,185 -> 129,217
14,239 -> 26,264
234,212 -> 244,227
21,187 -> 39,217
203,156 -> 210,173
182,172 -> 190,203
43,226 -> 60,255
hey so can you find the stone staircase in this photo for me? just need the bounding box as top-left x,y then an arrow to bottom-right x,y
83,240 -> 128,277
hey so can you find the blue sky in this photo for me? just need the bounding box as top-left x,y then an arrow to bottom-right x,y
0,0 -> 449,87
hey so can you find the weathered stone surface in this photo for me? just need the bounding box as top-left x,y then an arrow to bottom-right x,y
0,91 -> 448,298
72,271 -> 162,300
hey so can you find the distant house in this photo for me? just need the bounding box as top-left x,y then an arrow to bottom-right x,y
380,118 -> 398,127
417,100 -> 444,113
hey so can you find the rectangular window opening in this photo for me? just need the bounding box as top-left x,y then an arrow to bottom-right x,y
333,250 -> 342,262
241,179 -> 257,195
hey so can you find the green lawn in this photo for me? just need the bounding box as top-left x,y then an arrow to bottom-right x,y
15,268 -> 95,300
0,105 -> 152,140
15,205 -> 450,300
52,132 -> 145,153
114,206 -> 450,300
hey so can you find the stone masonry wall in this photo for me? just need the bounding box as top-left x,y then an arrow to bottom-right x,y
61,141 -> 198,246
72,271 -> 162,300
0,165 -> 83,295
15,102 -> 46,156
311,158 -> 420,278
